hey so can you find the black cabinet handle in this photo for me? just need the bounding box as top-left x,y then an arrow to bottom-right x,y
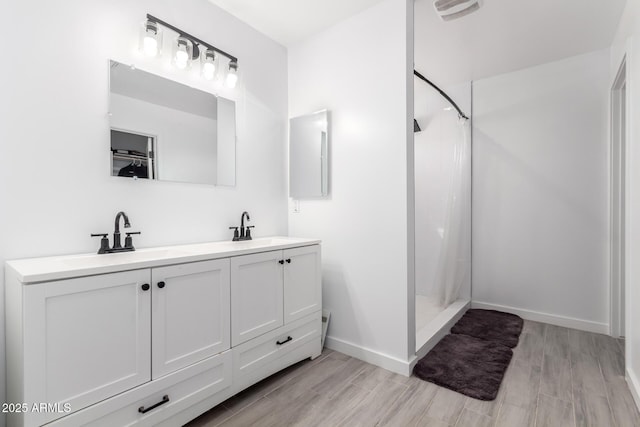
141,284 -> 150,291
138,395 -> 169,414
286,259 -> 291,263
278,260 -> 285,265
157,281 -> 166,289
277,336 -> 293,346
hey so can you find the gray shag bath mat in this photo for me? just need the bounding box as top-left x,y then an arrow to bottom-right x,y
451,309 -> 524,348
413,334 -> 513,400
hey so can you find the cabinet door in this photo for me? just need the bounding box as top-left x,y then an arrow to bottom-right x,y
231,250 -> 284,346
284,245 -> 322,323
23,270 -> 151,426
152,259 -> 230,378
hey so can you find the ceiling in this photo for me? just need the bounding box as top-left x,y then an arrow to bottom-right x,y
415,0 -> 627,85
208,0 -> 627,82
208,0 -> 387,46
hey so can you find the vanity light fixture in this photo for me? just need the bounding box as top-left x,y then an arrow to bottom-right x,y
141,19 -> 161,57
227,60 -> 238,88
143,14 -> 240,87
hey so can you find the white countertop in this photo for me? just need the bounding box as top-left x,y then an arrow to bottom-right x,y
6,236 -> 321,283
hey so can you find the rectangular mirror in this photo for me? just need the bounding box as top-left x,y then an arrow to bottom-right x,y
109,60 -> 236,186
289,110 -> 329,198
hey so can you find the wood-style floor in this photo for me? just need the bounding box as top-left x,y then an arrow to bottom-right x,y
185,320 -> 640,426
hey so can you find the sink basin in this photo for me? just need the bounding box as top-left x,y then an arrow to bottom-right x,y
230,238 -> 294,247
63,248 -> 191,268
186,238 -> 296,253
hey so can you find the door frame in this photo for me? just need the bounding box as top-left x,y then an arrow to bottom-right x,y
610,56 -> 627,338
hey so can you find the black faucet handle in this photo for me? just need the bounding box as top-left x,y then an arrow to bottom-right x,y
124,231 -> 141,250
229,226 -> 240,241
245,226 -> 255,240
91,233 -> 110,254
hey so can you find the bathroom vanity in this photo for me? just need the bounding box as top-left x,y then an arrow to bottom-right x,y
5,237 -> 321,427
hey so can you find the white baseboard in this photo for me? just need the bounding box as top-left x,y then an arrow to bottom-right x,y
471,301 -> 609,334
324,336 -> 414,376
627,369 -> 640,412
326,301 -> 610,379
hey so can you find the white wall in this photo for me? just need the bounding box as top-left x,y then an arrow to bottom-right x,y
0,0 -> 288,418
288,0 -> 414,370
472,49 -> 611,332
414,82 -> 471,300
611,0 -> 640,407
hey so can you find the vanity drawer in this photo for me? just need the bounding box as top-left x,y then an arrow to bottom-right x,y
232,311 -> 321,391
48,351 -> 232,427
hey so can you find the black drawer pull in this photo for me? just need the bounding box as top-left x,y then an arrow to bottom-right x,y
157,281 -> 166,289
278,260 -> 285,265
141,284 -> 150,291
277,336 -> 293,346
138,395 -> 169,414
286,258 -> 291,263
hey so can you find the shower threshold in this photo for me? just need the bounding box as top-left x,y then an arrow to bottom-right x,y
415,298 -> 470,359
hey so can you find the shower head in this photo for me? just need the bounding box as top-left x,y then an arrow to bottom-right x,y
433,0 -> 481,22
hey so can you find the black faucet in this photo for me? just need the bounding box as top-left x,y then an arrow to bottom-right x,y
91,211 -> 141,254
113,211 -> 131,249
241,211 -> 250,233
229,211 -> 254,241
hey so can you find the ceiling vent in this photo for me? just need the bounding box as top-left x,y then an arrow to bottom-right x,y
433,0 -> 482,21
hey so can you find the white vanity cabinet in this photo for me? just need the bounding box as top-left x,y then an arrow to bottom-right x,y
6,237 -> 321,427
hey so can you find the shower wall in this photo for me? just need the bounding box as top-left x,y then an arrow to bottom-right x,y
471,49 -> 610,329
414,80 -> 472,302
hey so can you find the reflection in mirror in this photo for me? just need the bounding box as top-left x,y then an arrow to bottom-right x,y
109,60 -> 236,186
289,110 -> 329,198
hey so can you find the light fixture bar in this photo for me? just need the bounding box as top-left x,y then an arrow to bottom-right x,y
146,14 -> 238,64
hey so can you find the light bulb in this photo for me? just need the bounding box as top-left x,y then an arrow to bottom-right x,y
175,42 -> 189,69
143,32 -> 158,57
226,61 -> 238,88
141,20 -> 160,57
202,50 -> 216,80
203,62 -> 215,80
226,71 -> 238,88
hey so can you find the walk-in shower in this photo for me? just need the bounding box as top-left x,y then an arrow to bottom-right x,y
414,72 -> 472,354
